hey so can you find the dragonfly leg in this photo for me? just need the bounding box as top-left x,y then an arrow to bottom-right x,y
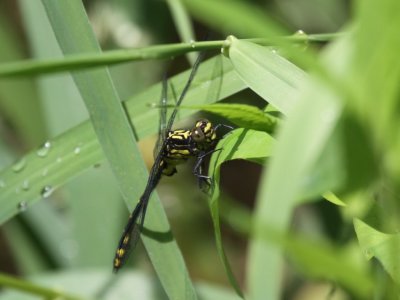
193,148 -> 222,190
213,123 -> 234,138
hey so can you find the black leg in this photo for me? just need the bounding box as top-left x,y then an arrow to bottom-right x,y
193,148 -> 222,190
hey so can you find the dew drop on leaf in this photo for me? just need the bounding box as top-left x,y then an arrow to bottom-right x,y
12,158 -> 27,173
41,185 -> 54,198
36,141 -> 51,158
17,201 -> 27,212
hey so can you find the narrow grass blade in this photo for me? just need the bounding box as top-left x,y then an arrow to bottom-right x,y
182,0 -> 287,38
0,41 -> 222,77
41,0 -> 197,298
0,273 -> 84,300
0,11 -> 46,147
166,0 -> 196,64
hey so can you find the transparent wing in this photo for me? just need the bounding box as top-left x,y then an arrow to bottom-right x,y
165,52 -> 205,132
153,74 -> 168,159
154,52 -> 204,157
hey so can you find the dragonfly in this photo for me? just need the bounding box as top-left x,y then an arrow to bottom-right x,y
113,53 -> 225,272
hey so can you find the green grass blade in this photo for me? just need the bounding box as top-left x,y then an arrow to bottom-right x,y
0,11 -> 46,147
0,41 -> 222,77
0,55 -> 244,225
0,33 -> 338,78
182,0 -> 287,38
166,0 -> 196,64
0,273 -> 85,300
41,0 -> 197,298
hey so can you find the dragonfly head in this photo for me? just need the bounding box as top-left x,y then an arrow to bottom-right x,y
191,119 -> 217,148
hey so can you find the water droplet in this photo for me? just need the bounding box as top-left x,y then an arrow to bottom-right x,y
12,158 -> 27,173
41,185 -> 54,198
17,201 -> 28,212
295,29 -> 306,36
22,180 -> 30,191
0,180 -> 5,188
37,141 -> 51,157
74,147 -> 81,155
189,39 -> 196,48
15,187 -> 21,194
56,157 -> 62,163
271,48 -> 278,54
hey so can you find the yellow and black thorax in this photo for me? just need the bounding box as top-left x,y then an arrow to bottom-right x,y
160,119 -> 217,176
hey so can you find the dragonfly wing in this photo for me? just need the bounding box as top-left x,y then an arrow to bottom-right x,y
153,74 -> 168,159
165,52 -> 205,132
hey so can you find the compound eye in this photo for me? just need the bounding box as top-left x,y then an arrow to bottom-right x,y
192,127 -> 205,142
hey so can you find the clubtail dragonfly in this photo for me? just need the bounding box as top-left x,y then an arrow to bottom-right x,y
113,53 -> 226,271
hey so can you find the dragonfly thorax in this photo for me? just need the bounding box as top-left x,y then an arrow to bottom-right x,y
160,119 -> 217,176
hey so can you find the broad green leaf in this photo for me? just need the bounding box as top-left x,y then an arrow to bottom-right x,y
226,37 -> 308,114
354,219 -> 400,285
208,128 -> 275,297
177,103 -> 278,132
323,191 -> 345,206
